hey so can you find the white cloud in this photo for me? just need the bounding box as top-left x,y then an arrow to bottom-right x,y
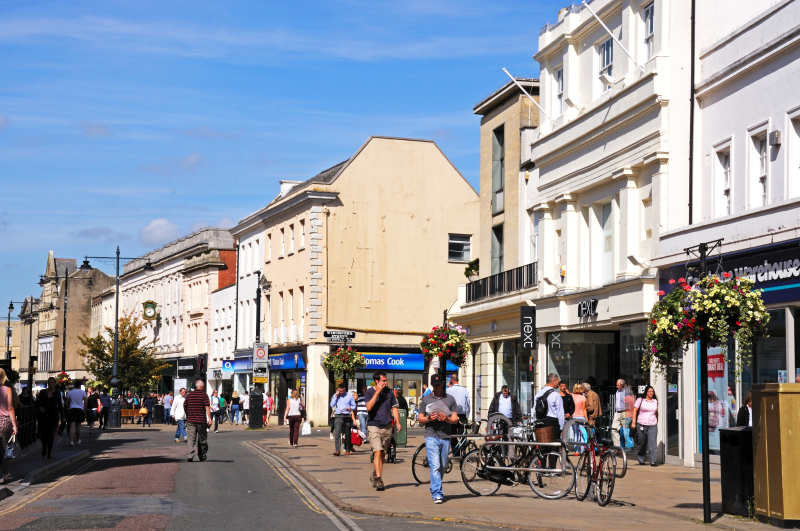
181,152 -> 204,170
74,225 -> 132,244
217,217 -> 235,229
78,121 -> 111,137
138,218 -> 180,247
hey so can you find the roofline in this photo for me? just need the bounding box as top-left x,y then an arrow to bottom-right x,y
232,190 -> 339,236
473,78 -> 539,115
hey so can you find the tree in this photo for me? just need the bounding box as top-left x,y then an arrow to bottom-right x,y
79,313 -> 170,393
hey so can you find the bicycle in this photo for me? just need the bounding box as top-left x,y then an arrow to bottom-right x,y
411,419 -> 484,484
459,416 -> 575,500
408,406 -> 419,428
574,422 -> 616,506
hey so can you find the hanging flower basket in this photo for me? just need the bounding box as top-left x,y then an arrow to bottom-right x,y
322,346 -> 366,376
420,325 -> 470,368
55,371 -> 72,390
644,274 -> 769,375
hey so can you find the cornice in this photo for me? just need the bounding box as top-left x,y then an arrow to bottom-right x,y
232,190 -> 339,236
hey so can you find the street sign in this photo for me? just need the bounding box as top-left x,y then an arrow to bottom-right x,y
253,376 -> 269,384
253,362 -> 269,376
253,342 -> 268,361
323,330 -> 356,342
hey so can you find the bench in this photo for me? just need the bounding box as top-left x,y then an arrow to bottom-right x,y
120,409 -> 140,418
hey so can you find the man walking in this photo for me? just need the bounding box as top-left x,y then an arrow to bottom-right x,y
583,380 -> 602,427
558,380 -> 575,422
98,389 -> 110,430
163,391 -> 173,425
446,374 -> 470,431
124,392 -> 135,424
184,381 -> 212,462
172,388 -> 187,442
611,379 -> 632,447
366,370 -> 401,491
419,374 -> 458,504
330,383 -> 356,456
65,384 -> 87,446
534,373 -> 565,439
356,386 -> 368,439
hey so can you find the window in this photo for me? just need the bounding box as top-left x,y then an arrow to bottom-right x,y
289,224 -> 295,252
602,202 -> 613,284
279,292 -> 284,328
300,220 -> 305,248
598,38 -> 614,92
530,211 -> 540,263
718,151 -> 731,216
266,295 -> 271,342
289,289 -> 294,327
267,233 -> 272,261
448,234 -> 471,262
643,3 -> 655,61
206,280 -> 210,306
299,287 -> 304,337
555,229 -> 562,270
491,224 -> 504,275
215,310 -> 219,329
751,134 -> 768,207
555,68 -> 564,115
280,228 -> 285,256
254,240 -> 260,270
492,126 -> 505,214
759,137 -> 767,205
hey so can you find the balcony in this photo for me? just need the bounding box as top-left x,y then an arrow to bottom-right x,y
466,262 -> 537,303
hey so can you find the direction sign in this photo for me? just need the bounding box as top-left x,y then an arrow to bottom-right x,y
323,330 -> 356,342
253,377 -> 269,384
253,343 -> 268,361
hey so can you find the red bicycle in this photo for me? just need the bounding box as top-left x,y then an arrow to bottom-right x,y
574,424 -> 616,506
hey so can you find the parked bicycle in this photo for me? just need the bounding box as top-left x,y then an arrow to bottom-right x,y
408,404 -> 419,427
411,419 -> 484,484
574,420 -> 617,506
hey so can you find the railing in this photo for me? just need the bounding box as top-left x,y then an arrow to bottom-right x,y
466,262 -> 537,303
16,404 -> 36,449
272,327 -> 281,345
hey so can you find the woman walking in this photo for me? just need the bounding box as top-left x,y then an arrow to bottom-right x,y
172,388 -> 187,442
86,387 -> 99,434
230,391 -> 240,424
142,393 -> 154,428
571,383 -> 587,454
632,385 -> 659,466
35,377 -> 64,458
0,369 -> 20,483
263,392 -> 274,427
284,389 -> 304,447
210,390 -> 221,433
737,391 -> 752,427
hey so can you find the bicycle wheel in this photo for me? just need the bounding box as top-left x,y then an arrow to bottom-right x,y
575,451 -> 592,501
596,452 -> 616,507
460,448 -> 501,496
411,443 -> 430,484
409,415 -> 417,428
529,453 -> 576,500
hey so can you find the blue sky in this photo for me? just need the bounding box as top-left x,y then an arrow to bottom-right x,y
1,0 -> 560,311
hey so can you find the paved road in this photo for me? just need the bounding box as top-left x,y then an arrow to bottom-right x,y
0,424 -> 481,531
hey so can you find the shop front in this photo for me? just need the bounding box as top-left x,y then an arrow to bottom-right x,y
268,351 -> 306,424
159,355 -> 206,395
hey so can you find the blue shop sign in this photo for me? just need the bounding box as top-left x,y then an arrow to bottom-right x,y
361,353 -> 459,372
224,358 -> 251,373
269,352 -> 305,370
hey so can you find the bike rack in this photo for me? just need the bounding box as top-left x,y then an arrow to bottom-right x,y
561,419 -> 628,479
478,440 -> 569,475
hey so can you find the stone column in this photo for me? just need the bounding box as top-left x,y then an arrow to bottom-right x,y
613,167 -> 641,280
533,202 -> 555,294
556,194 -> 578,290
644,152 -> 669,239
307,205 -> 324,340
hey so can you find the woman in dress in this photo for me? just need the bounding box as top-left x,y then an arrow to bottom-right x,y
35,377 -> 64,458
0,369 -> 20,483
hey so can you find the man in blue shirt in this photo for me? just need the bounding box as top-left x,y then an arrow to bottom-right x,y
330,383 -> 356,456
445,374 -> 470,432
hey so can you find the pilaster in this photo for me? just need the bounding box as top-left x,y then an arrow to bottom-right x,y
613,167 -> 641,280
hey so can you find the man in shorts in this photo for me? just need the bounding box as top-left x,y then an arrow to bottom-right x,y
65,384 -> 87,446
365,370 -> 401,492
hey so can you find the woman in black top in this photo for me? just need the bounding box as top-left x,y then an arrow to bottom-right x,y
35,377 -> 64,458
19,387 -> 33,406
86,388 -> 99,434
736,391 -> 752,427
230,392 -> 241,424
142,394 -> 155,428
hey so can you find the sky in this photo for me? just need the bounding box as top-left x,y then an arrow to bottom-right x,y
0,0 -> 562,313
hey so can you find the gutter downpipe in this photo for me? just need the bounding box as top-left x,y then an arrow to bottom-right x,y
689,0 -> 696,225
233,237 -> 240,351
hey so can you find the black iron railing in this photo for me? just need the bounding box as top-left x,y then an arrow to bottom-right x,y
466,262 -> 537,303
16,404 -> 37,449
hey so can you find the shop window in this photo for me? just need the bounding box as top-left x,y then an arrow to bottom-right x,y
448,234 -> 471,262
598,37 -> 614,93
495,340 -> 535,416
547,331 -> 615,408
643,3 -> 655,61
700,337 -> 738,456
492,125 -> 505,214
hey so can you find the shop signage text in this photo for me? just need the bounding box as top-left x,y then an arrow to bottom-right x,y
361,353 -> 459,372
268,352 -> 305,370
324,330 -> 356,342
577,298 -> 598,318
520,306 -> 536,350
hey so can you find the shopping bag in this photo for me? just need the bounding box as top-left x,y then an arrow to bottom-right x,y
350,428 -> 363,447
621,427 -> 634,450
4,434 -> 21,459
301,421 -> 311,436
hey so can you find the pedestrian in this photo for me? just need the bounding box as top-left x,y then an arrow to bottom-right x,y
218,393 -> 226,424
736,391 -> 752,427
446,374 -> 470,431
488,385 -> 522,426
185,380 -> 212,462
366,370 -> 401,492
35,376 -> 64,459
611,379 -> 633,448
124,392 -> 134,424
396,389 -> 408,413
86,387 -> 99,434
571,383 -> 587,454
632,385 -> 659,466
241,391 -> 250,424
98,389 -> 110,430
421,383 -> 431,397
582,381 -> 602,427
330,383 -> 356,456
209,390 -> 221,433
419,373 -> 458,504
172,387 -> 188,442
558,380 -> 575,423
534,373 -> 564,439
65,383 -> 87,446
19,387 -> 33,406
163,391 -> 173,425
356,386 -> 368,439
284,389 -> 304,447
263,392 -> 274,427
0,369 -> 20,483
134,393 -> 141,424
142,393 -> 155,428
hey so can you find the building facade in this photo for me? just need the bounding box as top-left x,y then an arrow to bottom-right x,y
231,136 -> 480,426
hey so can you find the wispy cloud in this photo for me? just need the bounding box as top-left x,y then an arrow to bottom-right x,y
137,152 -> 204,175
0,114 -> 9,129
73,225 -> 132,244
187,216 -> 236,234
78,121 -> 111,137
138,218 -> 180,247
183,126 -> 234,139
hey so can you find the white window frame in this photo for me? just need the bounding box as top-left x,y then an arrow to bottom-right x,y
447,234 -> 472,262
530,211 -> 540,264
643,2 -> 655,61
280,228 -> 285,256
289,224 -> 295,253
598,37 -> 614,93
555,67 -> 564,116
300,220 -> 305,248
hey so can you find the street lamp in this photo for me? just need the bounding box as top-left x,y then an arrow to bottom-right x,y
4,301 -> 26,371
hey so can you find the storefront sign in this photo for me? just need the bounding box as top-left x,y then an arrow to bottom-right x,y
361,353 -> 458,372
520,306 -> 536,350
212,369 -> 233,381
577,298 -> 598,317
707,354 -> 725,380
177,357 -> 198,375
227,358 -> 252,373
268,352 -> 305,370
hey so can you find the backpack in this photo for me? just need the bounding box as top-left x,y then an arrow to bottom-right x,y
535,389 -> 555,420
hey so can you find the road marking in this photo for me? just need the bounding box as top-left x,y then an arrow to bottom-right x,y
243,441 -> 363,531
0,458 -> 98,516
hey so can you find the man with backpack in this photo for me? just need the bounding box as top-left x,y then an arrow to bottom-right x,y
534,373 -> 565,439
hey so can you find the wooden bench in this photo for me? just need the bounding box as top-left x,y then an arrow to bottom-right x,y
120,409 -> 140,418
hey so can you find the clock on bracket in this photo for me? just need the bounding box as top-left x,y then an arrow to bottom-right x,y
142,300 -> 158,321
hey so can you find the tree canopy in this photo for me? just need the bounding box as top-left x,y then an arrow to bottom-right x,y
79,313 -> 169,392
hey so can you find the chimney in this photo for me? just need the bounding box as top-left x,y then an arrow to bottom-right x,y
279,180 -> 303,198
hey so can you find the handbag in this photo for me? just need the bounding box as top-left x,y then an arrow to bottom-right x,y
350,428 -> 363,446
4,434 -> 21,459
139,407 -> 148,415
621,427 -> 634,450
300,403 -> 307,420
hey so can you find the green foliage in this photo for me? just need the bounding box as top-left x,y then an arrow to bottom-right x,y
464,258 -> 479,279
79,313 -> 170,393
322,346 -> 366,377
420,325 -> 470,367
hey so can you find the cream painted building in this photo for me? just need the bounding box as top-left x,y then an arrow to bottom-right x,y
231,136 -> 479,425
90,286 -> 116,340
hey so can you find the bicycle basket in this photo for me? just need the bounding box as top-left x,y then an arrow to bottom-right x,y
534,426 -> 555,443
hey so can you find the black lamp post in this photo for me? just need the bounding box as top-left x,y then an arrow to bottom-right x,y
4,301 -> 26,372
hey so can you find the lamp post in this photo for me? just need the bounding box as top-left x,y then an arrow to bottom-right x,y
80,248 -> 153,427
4,301 -> 25,373
40,266 -> 94,373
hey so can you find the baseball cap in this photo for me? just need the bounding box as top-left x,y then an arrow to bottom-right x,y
430,374 -> 445,386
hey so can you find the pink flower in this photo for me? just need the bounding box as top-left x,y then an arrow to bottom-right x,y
723,272 -> 731,278
657,290 -> 665,296
669,279 -> 676,284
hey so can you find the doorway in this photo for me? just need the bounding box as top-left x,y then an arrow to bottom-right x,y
665,364 -> 683,465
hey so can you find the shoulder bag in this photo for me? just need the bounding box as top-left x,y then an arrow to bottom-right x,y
4,434 -> 21,459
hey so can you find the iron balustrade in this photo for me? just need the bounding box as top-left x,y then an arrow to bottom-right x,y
16,403 -> 36,449
466,262 -> 537,303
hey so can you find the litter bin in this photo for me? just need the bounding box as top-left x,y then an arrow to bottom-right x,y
720,427 -> 753,517
396,409 -> 407,448
153,404 -> 164,425
752,383 -> 800,526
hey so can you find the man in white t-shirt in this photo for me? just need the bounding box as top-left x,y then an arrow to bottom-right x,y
65,384 -> 88,446
242,392 -> 250,423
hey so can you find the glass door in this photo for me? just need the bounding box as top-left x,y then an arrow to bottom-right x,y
666,365 -> 682,461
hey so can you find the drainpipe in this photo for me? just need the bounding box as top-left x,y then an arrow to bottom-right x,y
233,238 -> 240,351
688,0 -> 696,225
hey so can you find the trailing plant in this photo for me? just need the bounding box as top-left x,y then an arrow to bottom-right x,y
420,325 -> 470,368
322,346 -> 366,376
464,258 -> 479,279
644,274 -> 769,376
55,371 -> 72,389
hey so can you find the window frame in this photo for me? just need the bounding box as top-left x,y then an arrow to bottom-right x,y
491,125 -> 505,215
447,233 -> 472,263
555,67 -> 564,116
598,37 -> 614,92
643,2 -> 655,61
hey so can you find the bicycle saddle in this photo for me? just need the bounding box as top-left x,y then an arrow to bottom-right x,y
485,434 -> 504,442
597,437 -> 613,448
